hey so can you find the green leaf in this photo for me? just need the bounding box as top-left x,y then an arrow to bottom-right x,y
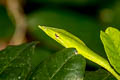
30,48 -> 86,80
84,69 -> 116,80
100,27 -> 120,74
39,26 -> 120,79
31,46 -> 51,67
0,42 -> 86,80
0,42 -> 37,80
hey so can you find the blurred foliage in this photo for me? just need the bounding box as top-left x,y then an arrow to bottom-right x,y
100,0 -> 120,29
0,5 -> 14,40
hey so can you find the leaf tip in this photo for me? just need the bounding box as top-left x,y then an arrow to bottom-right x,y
105,27 -> 119,34
105,27 -> 113,32
100,30 -> 106,39
100,30 -> 104,34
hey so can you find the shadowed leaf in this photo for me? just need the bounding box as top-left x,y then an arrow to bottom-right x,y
30,48 -> 86,80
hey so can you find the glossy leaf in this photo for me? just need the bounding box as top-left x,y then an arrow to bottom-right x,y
100,27 -> 120,74
0,42 -> 37,80
0,43 -> 86,80
30,48 -> 86,80
39,26 -> 120,79
84,69 -> 116,80
31,46 -> 51,67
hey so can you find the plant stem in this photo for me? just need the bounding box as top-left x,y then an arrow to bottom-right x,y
6,0 -> 27,45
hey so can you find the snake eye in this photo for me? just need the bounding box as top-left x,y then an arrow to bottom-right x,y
55,33 -> 59,38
